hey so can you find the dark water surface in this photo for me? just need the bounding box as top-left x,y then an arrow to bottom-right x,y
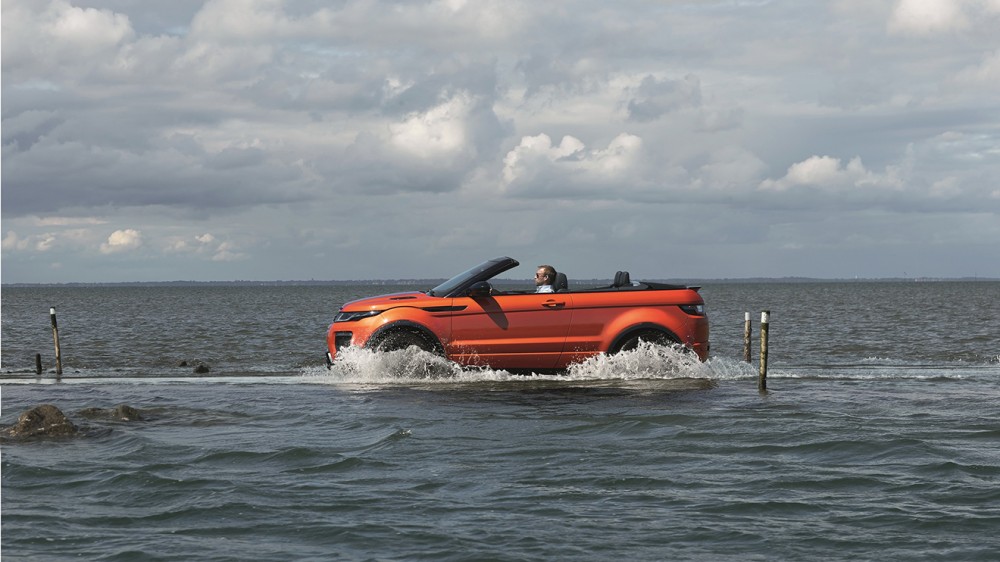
3,282 -> 999,561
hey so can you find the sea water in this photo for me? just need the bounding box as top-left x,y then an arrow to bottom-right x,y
2,282 -> 999,561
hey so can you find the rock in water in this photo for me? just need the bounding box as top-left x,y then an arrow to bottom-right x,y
78,404 -> 145,421
5,404 -> 79,438
111,404 -> 144,421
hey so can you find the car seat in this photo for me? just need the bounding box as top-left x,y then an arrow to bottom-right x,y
554,272 -> 568,292
613,271 -> 631,287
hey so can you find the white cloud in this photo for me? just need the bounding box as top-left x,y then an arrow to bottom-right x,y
34,216 -> 108,227
589,133 -> 644,175
389,93 -> 474,161
2,231 -> 30,251
502,133 -> 584,185
501,133 -> 644,196
48,1 -> 133,49
2,0 -> 135,75
929,177 -> 963,198
956,49 -> 1000,85
2,230 -> 62,252
888,0 -> 1000,35
163,232 -> 247,262
100,229 -> 143,254
888,0 -> 969,34
189,0 -> 292,41
758,155 -> 901,192
210,241 -> 247,262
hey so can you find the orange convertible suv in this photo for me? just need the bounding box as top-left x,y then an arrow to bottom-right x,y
326,257 -> 709,371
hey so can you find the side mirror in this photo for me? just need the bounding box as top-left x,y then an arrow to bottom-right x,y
467,281 -> 493,297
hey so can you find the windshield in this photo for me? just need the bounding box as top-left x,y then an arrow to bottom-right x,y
428,257 -> 517,297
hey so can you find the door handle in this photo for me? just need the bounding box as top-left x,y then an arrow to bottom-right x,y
542,300 -> 566,308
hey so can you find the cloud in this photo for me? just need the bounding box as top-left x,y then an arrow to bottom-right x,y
165,232 -> 247,262
100,229 -> 143,254
956,49 -> 1000,85
329,90 -> 507,194
2,0 -> 135,76
389,93 -> 474,161
33,216 -> 108,227
501,133 -> 647,198
210,241 -> 246,262
2,0 -> 998,282
2,231 -> 31,251
888,0 -> 1000,35
502,133 -> 585,184
758,155 -> 903,193
888,0 -> 969,34
626,74 -> 702,122
2,230 -> 62,252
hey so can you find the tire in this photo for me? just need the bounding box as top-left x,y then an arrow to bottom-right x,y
375,330 -> 436,353
613,329 -> 677,354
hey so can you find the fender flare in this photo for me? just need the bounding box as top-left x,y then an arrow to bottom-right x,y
608,323 -> 681,354
368,321 -> 445,354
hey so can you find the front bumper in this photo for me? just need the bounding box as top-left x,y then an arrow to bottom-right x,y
325,330 -> 354,368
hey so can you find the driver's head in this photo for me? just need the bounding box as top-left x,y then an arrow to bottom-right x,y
535,265 -> 556,286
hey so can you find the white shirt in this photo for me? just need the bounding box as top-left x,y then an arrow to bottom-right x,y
536,285 -> 554,293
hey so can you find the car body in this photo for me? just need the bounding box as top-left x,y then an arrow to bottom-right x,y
325,257 -> 709,371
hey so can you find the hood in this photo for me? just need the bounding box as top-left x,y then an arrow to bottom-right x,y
339,291 -> 445,312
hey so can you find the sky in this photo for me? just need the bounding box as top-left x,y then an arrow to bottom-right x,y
3,0 -> 1000,283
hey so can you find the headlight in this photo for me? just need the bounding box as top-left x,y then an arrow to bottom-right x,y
334,310 -> 383,322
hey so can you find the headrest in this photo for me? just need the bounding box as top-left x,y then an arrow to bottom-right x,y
554,272 -> 568,292
613,271 -> 631,287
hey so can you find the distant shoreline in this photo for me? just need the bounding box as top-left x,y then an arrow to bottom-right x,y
4,277 -> 998,288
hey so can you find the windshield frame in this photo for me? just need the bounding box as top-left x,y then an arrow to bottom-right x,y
428,257 -> 519,297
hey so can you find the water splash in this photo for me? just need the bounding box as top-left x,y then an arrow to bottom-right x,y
318,346 -> 468,383
308,342 -> 722,384
566,341 -> 715,380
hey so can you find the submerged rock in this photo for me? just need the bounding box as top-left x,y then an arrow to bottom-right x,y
78,404 -> 145,421
111,404 -> 144,421
193,364 -> 210,374
3,404 -> 79,439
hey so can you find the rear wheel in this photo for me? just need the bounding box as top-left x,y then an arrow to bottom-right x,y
613,330 -> 677,354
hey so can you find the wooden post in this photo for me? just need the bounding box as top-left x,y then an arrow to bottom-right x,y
758,310 -> 769,392
35,353 -> 43,375
743,312 -> 752,363
50,307 -> 63,376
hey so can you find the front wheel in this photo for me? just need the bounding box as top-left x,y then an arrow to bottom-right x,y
375,330 -> 437,354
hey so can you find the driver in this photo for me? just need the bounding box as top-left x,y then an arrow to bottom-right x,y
535,265 -> 557,293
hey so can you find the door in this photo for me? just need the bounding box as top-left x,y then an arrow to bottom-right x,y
446,292 -> 573,369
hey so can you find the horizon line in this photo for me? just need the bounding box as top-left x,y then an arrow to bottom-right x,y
4,276 -> 998,287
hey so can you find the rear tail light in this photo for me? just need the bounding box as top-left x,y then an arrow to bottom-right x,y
679,304 -> 705,316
